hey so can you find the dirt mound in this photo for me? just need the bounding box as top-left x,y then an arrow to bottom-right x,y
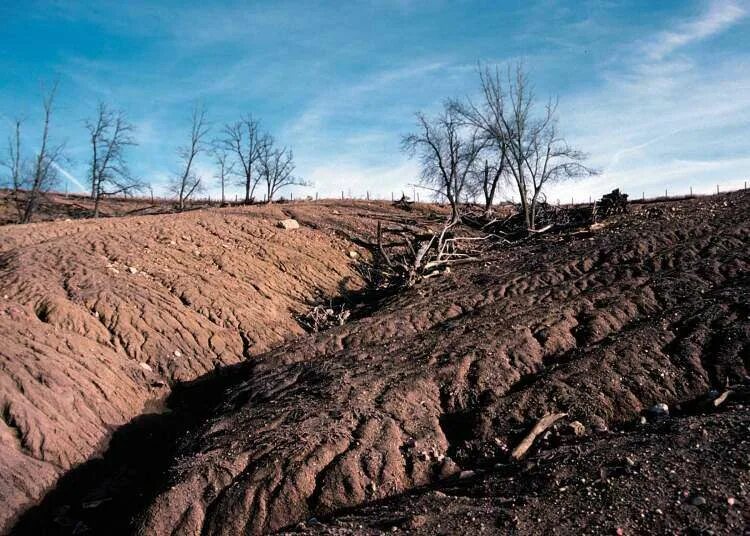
0,200 -> 440,532
127,194 -> 749,534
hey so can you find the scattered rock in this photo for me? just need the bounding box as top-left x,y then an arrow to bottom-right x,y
173,350 -> 182,358
459,470 -> 476,479
437,457 -> 459,479
567,420 -> 586,437
648,403 -> 670,418
348,250 -> 359,259
128,266 -> 138,274
690,495 -> 706,506
590,415 -> 609,432
139,362 -> 152,373
277,219 -> 300,230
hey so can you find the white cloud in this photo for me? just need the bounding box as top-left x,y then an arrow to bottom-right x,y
554,0 -> 750,201
645,0 -> 746,60
303,159 -> 420,199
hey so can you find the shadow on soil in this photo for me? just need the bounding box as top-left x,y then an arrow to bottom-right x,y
10,362 -> 252,536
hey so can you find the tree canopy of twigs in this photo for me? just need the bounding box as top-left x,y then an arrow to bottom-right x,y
170,105 -> 209,211
220,115 -> 267,204
450,65 -> 512,218
85,103 -> 141,217
19,83 -> 67,224
1,118 -> 28,221
211,147 -> 234,205
258,138 -> 309,203
452,63 -> 596,230
402,102 -> 485,225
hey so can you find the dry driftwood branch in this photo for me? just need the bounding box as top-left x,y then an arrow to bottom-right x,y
511,412 -> 567,460
526,223 -> 554,234
713,390 -> 732,408
377,221 -> 394,268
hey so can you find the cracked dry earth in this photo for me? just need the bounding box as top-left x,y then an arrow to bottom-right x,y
3,193 -> 749,535
0,200 -> 440,533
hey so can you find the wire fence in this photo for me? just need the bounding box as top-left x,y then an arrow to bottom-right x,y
49,180 -> 749,208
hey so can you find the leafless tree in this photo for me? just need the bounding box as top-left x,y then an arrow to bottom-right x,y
258,138 -> 308,203
1,118 -> 29,221
212,147 -> 234,205
402,103 -> 484,225
451,65 -> 511,218
221,115 -> 267,204
21,83 -> 66,224
523,105 -> 596,227
85,103 -> 141,217
496,64 -> 595,229
170,105 -> 209,211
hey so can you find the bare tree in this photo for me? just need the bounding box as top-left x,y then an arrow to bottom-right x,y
171,105 -> 209,211
258,138 -> 307,203
20,83 -> 66,224
495,64 -> 595,229
451,65 -> 511,218
85,103 -> 141,217
1,118 -> 28,221
523,105 -> 596,227
402,103 -> 484,225
221,115 -> 267,204
212,147 -> 234,205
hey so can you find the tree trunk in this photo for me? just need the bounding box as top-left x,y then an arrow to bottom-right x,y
93,190 -> 101,218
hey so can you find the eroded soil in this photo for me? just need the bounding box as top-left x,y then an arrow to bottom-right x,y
2,193 -> 748,535
0,200 -> 442,532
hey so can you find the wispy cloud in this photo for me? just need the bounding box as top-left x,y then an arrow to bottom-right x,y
645,0 -> 746,60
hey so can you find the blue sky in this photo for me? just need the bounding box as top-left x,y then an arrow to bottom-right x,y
1,0 -> 748,201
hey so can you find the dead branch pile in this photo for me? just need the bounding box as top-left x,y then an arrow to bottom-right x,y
464,202 -> 597,238
298,303 -> 350,332
598,188 -> 628,216
392,194 -> 414,211
365,220 -> 492,288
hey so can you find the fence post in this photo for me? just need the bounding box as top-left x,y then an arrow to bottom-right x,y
690,186 -> 693,196
717,184 -> 720,195
642,192 -> 645,201
341,190 -> 344,200
315,192 -> 318,201
391,192 -> 394,201
366,191 -> 369,201
665,189 -> 667,198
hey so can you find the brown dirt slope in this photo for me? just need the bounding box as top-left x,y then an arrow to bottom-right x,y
0,201 -> 437,532
134,194 -> 749,535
